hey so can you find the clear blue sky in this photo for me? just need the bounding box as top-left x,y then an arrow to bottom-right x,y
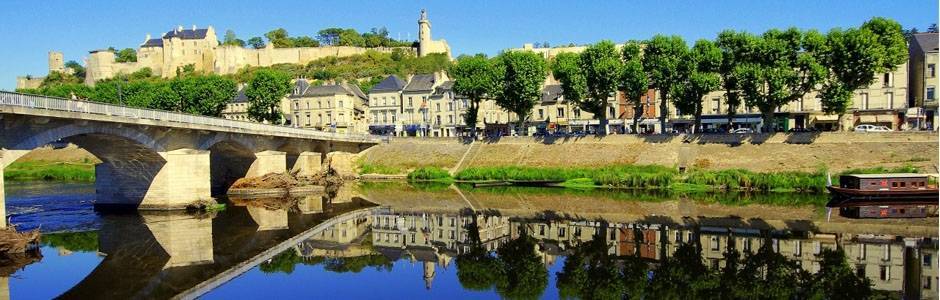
1,0 -> 937,90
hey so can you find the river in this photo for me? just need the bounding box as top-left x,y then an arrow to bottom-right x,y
2,181 -> 937,299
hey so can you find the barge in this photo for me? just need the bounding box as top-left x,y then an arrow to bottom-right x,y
826,173 -> 938,218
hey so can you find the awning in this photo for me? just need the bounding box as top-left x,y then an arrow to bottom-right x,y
813,115 -> 840,122
858,115 -> 878,123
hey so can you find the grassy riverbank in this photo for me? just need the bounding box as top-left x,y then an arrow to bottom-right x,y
405,164 -> 921,193
3,161 -> 96,182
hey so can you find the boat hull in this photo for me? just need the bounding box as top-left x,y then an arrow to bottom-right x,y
826,186 -> 939,206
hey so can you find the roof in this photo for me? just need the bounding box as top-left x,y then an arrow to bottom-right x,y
370,75 -> 407,93
403,74 -> 436,92
429,81 -> 454,99
541,84 -> 564,103
292,82 -> 367,100
164,28 -> 209,40
842,173 -> 927,179
231,87 -> 248,103
911,33 -> 939,54
141,38 -> 164,48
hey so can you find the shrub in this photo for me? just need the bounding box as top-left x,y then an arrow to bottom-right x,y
408,167 -> 453,182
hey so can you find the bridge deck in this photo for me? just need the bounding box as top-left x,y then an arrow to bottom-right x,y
0,91 -> 384,144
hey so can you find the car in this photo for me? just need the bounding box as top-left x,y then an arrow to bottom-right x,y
854,124 -> 876,132
872,126 -> 892,132
731,128 -> 753,134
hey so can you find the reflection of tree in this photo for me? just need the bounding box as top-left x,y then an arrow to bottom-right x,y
732,242 -> 811,299
258,249 -> 391,274
807,248 -> 873,299
557,231 -> 642,300
455,219 -> 548,299
41,231 -> 98,252
647,242 -> 718,299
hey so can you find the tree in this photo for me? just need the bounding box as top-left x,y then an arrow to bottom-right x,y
807,248 -> 873,299
552,51 -> 587,117
317,28 -> 344,45
247,36 -> 266,49
643,35 -> 688,133
65,60 -> 86,79
246,68 -> 292,123
170,75 -> 237,116
578,40 -> 623,134
450,54 -> 499,138
672,39 -> 722,132
115,48 -> 137,63
493,50 -> 548,135
338,29 -> 365,47
41,71 -> 82,87
292,36 -> 320,47
620,41 -> 649,134
734,28 -> 826,132
928,23 -> 939,33
494,234 -> 548,299
716,30 -> 758,129
265,28 -> 293,48
223,29 -> 246,47
903,27 -> 920,40
818,17 -> 907,130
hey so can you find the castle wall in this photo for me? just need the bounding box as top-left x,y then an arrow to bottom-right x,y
215,46 -> 408,74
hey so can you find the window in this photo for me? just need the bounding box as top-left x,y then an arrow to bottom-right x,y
574,108 -> 581,119
712,97 -> 721,114
928,87 -> 935,100
538,109 -> 544,119
710,236 -> 720,251
411,233 -> 416,243
929,64 -> 936,78
449,230 -> 455,239
450,218 -> 455,226
610,229 -> 615,240
856,265 -> 866,277
438,229 -> 443,238
338,100 -> 343,108
883,73 -> 891,87
305,113 -> 311,126
574,227 -> 582,237
436,103 -> 441,112
794,240 -> 803,257
924,276 -> 933,289
886,92 -> 894,108
883,244 -> 891,261
860,93 -> 869,110
879,265 -> 890,281
558,227 -> 566,238
609,106 -> 615,118
448,115 -> 453,124
858,244 -> 867,259
557,107 -> 565,118
539,225 -> 545,235
408,97 -> 413,106
675,230 -> 683,243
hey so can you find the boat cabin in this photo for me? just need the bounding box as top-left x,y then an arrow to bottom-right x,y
838,173 -> 930,191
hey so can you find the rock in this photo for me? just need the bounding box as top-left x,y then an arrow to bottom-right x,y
230,173 -> 298,189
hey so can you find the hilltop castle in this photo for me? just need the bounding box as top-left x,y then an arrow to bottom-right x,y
16,9 -> 451,88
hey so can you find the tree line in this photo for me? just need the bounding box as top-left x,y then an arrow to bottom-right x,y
223,27 -> 413,49
449,17 -> 908,134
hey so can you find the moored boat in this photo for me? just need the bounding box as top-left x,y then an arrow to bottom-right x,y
826,173 -> 938,218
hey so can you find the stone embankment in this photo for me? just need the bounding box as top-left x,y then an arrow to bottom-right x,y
359,132 -> 939,174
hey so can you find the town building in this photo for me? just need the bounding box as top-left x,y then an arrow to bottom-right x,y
400,73 -> 448,136
908,32 -> 939,130
221,86 -> 250,121
288,79 -> 368,134
367,75 -> 407,136
16,10 -> 451,89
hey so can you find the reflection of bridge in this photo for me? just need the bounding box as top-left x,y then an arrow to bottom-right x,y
51,196 -> 380,300
0,92 -> 384,227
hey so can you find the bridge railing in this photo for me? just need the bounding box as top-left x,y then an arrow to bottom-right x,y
0,91 -> 384,143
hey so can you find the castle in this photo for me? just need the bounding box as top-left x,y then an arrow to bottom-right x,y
16,9 -> 451,88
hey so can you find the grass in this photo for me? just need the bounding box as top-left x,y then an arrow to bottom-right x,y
4,161 -> 95,182
359,163 -> 403,175
407,167 -> 453,183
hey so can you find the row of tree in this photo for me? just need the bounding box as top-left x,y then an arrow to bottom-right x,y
449,17 -> 908,134
223,27 -> 413,49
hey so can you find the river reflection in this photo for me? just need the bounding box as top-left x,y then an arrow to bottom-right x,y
2,182 -> 938,299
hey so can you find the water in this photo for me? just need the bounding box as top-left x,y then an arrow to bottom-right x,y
2,181 -> 937,299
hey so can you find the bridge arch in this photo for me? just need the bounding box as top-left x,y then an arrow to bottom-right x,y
208,140 -> 258,196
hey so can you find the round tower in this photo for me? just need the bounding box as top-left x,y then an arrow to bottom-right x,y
418,9 -> 432,57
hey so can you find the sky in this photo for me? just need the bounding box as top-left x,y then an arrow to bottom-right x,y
1,0 -> 937,90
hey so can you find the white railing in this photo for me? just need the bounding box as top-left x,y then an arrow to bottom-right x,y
0,91 -> 383,143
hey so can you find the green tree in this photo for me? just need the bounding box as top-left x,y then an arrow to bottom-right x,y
551,52 -> 587,122
493,50 -> 548,135
716,30 -> 758,129
620,41 -> 649,134
114,48 -> 137,63
643,35 -> 688,133
41,71 -> 82,87
292,36 -> 320,47
246,68 -> 292,123
338,29 -> 365,47
818,17 -> 908,130
579,40 -> 622,135
265,28 -> 293,48
65,60 -> 86,80
672,39 -> 722,131
317,28 -> 344,45
247,36 -> 266,49
734,28 -> 826,132
494,234 -> 548,299
170,75 -> 237,116
222,29 -> 246,47
450,54 -> 499,137
807,248 -> 873,299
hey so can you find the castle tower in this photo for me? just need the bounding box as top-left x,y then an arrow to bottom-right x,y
418,9 -> 432,57
422,261 -> 436,290
48,51 -> 65,74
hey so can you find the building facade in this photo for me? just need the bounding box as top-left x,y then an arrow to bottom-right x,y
367,75 -> 407,136
909,33 -> 939,130
288,79 -> 368,134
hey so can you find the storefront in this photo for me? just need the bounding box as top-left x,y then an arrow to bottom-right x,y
368,125 -> 397,136
854,110 -> 901,130
700,114 -> 763,132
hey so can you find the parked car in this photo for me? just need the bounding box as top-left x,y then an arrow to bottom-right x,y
854,124 -> 892,132
731,128 -> 753,134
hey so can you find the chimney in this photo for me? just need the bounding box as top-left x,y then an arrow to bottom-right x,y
177,25 -> 183,32
145,33 -> 151,40
192,25 -> 196,31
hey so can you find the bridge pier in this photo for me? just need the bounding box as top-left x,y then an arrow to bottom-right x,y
290,151 -> 322,177
246,206 -> 288,231
141,212 -> 214,269
297,194 -> 325,214
96,149 -> 212,210
245,151 -> 287,178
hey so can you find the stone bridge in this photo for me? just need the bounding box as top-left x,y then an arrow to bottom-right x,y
0,91 -> 384,227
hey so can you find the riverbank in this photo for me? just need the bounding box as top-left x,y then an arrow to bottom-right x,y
402,164 -> 922,194
3,161 -> 95,182
359,132 -> 938,174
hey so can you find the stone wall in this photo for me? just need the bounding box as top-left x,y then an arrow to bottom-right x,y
359,132 -> 939,173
